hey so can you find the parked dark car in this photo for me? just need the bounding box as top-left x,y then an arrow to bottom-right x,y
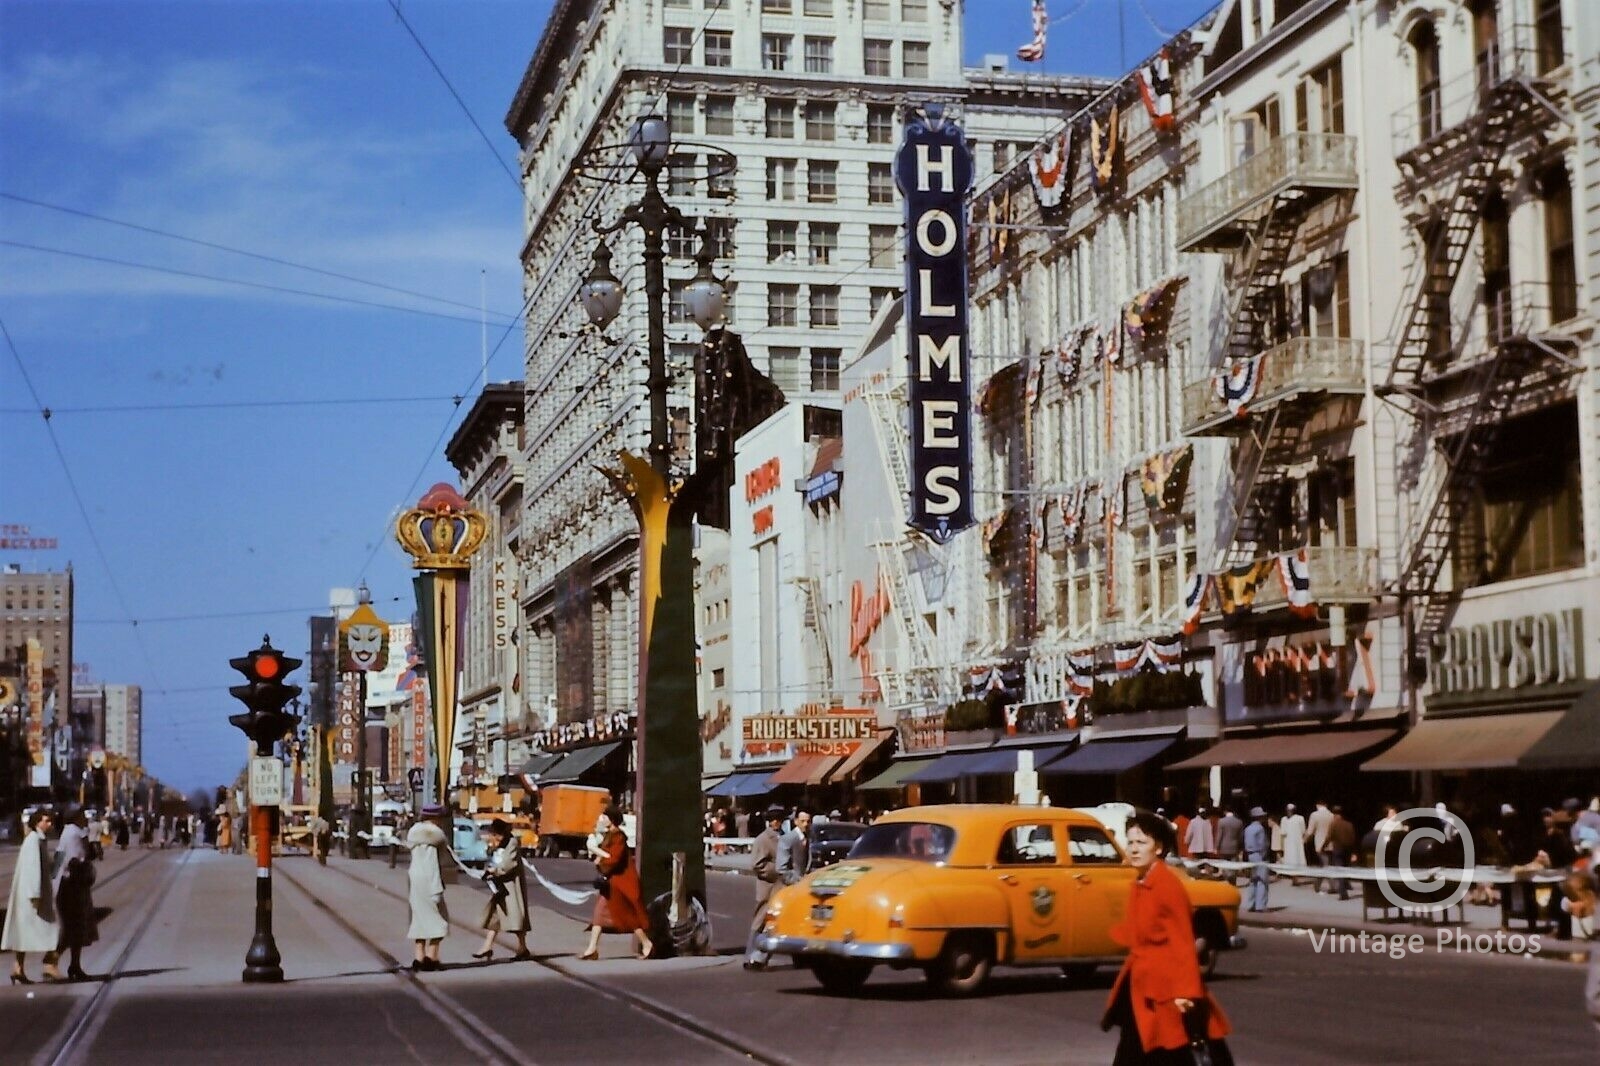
807,820 -> 867,871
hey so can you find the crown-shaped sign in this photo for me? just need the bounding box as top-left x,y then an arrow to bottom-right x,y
394,483 -> 488,570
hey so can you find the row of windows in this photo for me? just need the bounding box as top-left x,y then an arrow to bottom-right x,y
768,347 -> 843,392
764,284 -> 840,328
669,95 -> 899,145
666,0 -> 929,19
664,28 -> 931,77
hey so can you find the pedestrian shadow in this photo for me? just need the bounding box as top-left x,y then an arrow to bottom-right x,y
285,967 -> 411,983
72,967 -> 184,984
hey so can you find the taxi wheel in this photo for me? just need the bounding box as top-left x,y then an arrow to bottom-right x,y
1195,936 -> 1218,978
812,959 -> 873,995
929,933 -> 992,997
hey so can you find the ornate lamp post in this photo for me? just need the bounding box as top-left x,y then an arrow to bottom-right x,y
570,115 -> 743,942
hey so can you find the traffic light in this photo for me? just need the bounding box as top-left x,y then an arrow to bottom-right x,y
228,636 -> 303,755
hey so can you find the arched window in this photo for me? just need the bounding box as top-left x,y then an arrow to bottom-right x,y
1410,22 -> 1442,141
1470,0 -> 1500,93
1540,163 -> 1576,323
1481,191 -> 1510,342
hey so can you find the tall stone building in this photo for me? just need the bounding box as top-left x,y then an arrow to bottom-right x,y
503,0 -> 1103,737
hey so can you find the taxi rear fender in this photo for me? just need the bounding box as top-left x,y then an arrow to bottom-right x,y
901,883 -> 1009,933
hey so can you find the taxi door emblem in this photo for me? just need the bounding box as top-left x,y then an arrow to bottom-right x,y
1031,884 -> 1055,917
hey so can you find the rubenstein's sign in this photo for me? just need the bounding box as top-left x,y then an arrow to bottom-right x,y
895,107 -> 975,543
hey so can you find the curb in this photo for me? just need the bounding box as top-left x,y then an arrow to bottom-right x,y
1239,911 -> 1593,965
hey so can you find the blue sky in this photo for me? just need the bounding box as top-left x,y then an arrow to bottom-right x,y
1,0 -> 1214,792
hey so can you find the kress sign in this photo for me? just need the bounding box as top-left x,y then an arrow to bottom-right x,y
895,107 -> 975,543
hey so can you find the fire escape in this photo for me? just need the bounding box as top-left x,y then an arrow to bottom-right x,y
1377,31 -> 1573,639
1176,132 -> 1366,573
863,381 -> 950,704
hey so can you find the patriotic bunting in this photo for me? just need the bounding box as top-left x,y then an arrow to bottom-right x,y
1211,355 -> 1265,417
1025,354 -> 1046,409
1343,633 -> 1379,700
1136,49 -> 1177,132
1276,548 -> 1317,618
1113,641 -> 1145,675
1124,275 -> 1181,344
1181,572 -> 1211,635
1144,635 -> 1185,673
1089,105 -> 1119,192
1138,444 -> 1194,514
1216,559 -> 1276,618
988,185 -> 1013,265
1103,319 -> 1124,366
1067,648 -> 1096,695
1056,322 -> 1094,384
1027,129 -> 1072,209
1016,0 -> 1048,62
1057,481 -> 1088,543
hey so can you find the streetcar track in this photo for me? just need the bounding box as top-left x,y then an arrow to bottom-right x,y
40,849 -> 193,1066
311,856 -> 791,1066
274,862 -> 524,1066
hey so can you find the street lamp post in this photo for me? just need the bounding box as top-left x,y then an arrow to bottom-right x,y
575,115 -> 735,941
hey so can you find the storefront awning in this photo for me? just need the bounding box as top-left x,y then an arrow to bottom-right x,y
518,752 -> 563,778
905,748 -> 997,783
1519,682 -> 1600,769
1362,713 -> 1562,771
830,729 -> 894,783
537,741 -> 621,785
1168,728 -> 1397,770
767,752 -> 843,786
1044,735 -> 1177,775
705,771 -> 777,797
858,757 -> 937,791
962,741 -> 1077,777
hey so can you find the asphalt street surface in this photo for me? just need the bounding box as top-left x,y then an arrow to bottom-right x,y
1,846 -> 1596,1065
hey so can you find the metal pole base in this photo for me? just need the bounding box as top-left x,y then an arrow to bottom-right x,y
242,932 -> 284,983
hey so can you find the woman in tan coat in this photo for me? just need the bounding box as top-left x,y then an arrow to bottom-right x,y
473,820 -> 531,961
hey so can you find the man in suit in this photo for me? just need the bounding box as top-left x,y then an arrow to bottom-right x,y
744,806 -> 787,970
777,810 -> 812,885
1305,800 -> 1335,892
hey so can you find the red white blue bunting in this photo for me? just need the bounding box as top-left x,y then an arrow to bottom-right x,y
1028,129 -> 1072,209
1181,572 -> 1211,635
1068,648 -> 1096,695
1136,49 -> 1177,133
1211,355 -> 1264,418
1276,548 -> 1317,618
1089,105 -> 1119,192
1343,633 -> 1378,699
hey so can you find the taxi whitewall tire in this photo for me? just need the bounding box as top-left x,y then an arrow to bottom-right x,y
928,932 -> 993,996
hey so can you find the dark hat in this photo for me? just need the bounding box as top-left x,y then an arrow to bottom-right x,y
1562,797 -> 1583,812
1540,807 -> 1555,817
484,818 -> 513,837
765,804 -> 787,820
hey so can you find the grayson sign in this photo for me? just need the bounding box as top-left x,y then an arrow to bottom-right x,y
1427,608 -> 1582,698
895,107 -> 975,543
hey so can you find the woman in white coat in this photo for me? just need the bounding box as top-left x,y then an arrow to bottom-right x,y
4,809 -> 62,984
396,808 -> 450,971
473,820 -> 531,961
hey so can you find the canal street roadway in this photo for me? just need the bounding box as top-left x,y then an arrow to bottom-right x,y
1,847 -> 1596,1065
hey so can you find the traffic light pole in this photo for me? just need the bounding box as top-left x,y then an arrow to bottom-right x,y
244,802 -> 283,982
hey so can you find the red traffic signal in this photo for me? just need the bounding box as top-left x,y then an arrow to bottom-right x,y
228,635 -> 303,755
230,639 -> 299,685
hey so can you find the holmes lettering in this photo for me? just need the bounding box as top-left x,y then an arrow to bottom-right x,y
895,107 -> 975,543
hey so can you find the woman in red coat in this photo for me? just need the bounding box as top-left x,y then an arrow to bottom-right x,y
1103,810 -> 1233,1065
579,807 -> 654,960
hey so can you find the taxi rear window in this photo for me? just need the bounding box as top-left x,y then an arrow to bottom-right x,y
848,821 -> 957,862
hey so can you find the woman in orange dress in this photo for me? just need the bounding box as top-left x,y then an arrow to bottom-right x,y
579,807 -> 654,960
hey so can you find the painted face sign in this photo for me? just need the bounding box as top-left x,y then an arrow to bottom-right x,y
339,603 -> 391,673
895,108 -> 975,543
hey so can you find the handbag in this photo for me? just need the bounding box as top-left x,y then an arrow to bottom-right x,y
1181,1003 -> 1234,1066
592,876 -> 610,897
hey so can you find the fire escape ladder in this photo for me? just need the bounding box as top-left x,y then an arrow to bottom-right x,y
1382,83 -> 1529,400
864,384 -> 911,517
797,567 -> 835,695
1223,195 -> 1304,362
1215,403 -> 1307,569
872,521 -> 941,703
1395,342 -> 1532,638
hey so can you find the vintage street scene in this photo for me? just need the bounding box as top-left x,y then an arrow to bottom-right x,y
3,1 -> 1598,1063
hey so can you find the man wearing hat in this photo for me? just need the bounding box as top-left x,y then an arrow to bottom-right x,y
1243,807 -> 1272,913
744,805 -> 787,970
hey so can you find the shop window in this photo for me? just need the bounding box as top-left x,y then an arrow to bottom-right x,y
1455,403 -> 1585,585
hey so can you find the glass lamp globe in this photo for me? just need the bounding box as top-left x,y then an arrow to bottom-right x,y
631,114 -> 671,174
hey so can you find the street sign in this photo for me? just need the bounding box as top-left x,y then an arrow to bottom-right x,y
406,767 -> 424,793
249,756 -> 284,807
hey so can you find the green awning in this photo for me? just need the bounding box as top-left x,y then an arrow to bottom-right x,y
537,741 -> 622,785
858,756 -> 937,790
1520,682 -> 1600,769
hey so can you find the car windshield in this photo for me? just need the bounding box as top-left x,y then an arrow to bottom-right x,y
847,821 -> 956,862
812,823 -> 864,842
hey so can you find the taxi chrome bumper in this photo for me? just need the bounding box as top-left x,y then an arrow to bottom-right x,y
756,935 -> 916,963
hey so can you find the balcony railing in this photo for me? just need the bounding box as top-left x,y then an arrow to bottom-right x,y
1391,26 -> 1557,159
1182,337 -> 1366,435
1175,133 -> 1359,251
1248,546 -> 1381,612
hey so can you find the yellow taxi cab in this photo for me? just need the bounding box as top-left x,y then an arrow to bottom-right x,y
756,804 -> 1243,996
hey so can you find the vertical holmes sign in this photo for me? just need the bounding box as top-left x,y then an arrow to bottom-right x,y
895,108 -> 975,544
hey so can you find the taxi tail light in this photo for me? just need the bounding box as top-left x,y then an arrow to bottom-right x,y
888,904 -> 906,929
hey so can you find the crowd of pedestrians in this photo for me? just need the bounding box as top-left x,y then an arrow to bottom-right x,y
4,807 -> 100,984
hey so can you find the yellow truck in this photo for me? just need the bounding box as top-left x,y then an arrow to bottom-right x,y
534,784 -> 610,857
